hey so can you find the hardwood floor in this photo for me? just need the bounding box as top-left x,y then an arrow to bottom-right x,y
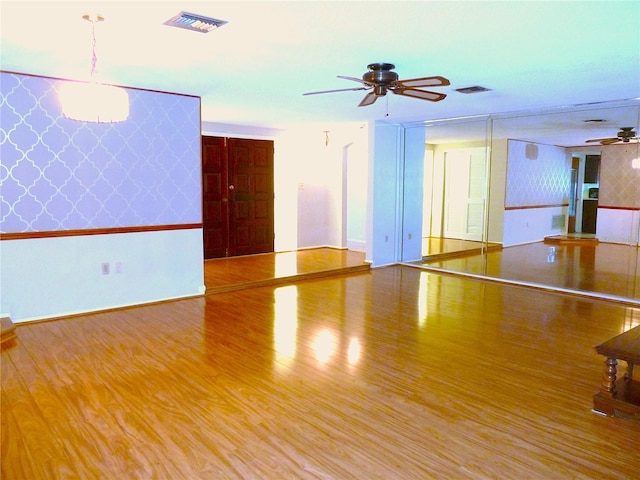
419,241 -> 640,301
421,237 -> 502,260
2,265 -> 640,479
204,247 -> 369,293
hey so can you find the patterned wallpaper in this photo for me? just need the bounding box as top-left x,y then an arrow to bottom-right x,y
598,144 -> 640,208
505,140 -> 571,207
567,144 -> 639,209
0,72 -> 202,233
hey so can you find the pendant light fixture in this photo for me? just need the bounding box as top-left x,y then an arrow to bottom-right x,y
59,14 -> 129,123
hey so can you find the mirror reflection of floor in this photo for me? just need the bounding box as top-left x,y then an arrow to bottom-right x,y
418,239 -> 639,301
421,237 -> 502,260
204,247 -> 370,294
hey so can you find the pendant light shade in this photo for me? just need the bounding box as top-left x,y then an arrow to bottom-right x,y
59,14 -> 129,123
59,81 -> 129,123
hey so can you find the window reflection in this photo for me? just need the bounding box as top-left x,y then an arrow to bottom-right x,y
275,251 -> 297,277
623,308 -> 640,332
273,286 -> 298,369
418,271 -> 429,328
312,329 -> 336,364
347,337 -> 361,365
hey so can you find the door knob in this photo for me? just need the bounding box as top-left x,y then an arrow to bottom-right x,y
228,185 -> 235,190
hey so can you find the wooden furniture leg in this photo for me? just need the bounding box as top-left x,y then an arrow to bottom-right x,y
600,357 -> 617,397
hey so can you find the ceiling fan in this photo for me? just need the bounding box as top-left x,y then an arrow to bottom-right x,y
303,63 -> 450,107
586,127 -> 639,145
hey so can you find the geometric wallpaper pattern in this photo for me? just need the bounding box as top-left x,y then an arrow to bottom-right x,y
598,144 -> 640,208
505,139 -> 571,207
0,72 -> 202,233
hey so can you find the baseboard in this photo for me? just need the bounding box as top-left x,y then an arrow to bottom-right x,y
1,316 -> 17,345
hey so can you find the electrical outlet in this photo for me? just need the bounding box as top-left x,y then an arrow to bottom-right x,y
101,262 -> 110,275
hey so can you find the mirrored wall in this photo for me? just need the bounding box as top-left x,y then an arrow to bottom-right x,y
404,100 -> 640,303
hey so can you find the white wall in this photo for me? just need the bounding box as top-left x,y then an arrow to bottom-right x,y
402,127 -> 426,262
274,124 -> 368,251
368,123 -> 402,266
502,206 -> 567,246
487,139 -> 507,243
597,208 -> 640,245
1,229 -> 204,322
345,128 -> 369,252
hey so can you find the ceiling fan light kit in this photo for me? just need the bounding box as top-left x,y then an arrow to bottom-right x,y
303,62 -> 450,108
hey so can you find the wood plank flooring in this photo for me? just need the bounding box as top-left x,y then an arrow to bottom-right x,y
421,237 -> 502,260
204,247 -> 369,293
2,265 -> 640,479
420,240 -> 640,301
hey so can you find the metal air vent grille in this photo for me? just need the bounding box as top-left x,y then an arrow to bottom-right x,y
163,11 -> 228,33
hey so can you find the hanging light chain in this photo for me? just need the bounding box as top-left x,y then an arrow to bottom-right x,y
82,14 -> 104,80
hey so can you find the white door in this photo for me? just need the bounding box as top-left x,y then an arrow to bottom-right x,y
443,148 -> 486,241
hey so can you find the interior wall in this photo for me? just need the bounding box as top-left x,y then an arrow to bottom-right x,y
0,72 -> 204,322
274,124 -> 367,251
487,139 -> 507,244
1,230 -> 204,322
502,140 -> 570,246
368,123 -> 402,266
572,143 -> 640,244
346,126 -> 369,252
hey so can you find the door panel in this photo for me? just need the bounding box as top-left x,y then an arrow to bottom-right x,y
464,149 -> 486,241
202,136 -> 274,258
443,147 -> 486,241
202,136 -> 228,259
228,138 -> 274,256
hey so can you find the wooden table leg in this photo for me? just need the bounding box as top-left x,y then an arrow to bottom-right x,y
624,362 -> 634,381
600,357 -> 618,397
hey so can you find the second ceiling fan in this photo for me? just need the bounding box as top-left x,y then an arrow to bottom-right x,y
586,127 -> 638,145
303,63 -> 450,107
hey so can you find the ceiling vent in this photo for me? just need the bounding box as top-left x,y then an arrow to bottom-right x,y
163,11 -> 228,33
455,85 -> 491,94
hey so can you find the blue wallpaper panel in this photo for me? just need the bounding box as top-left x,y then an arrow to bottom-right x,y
505,140 -> 571,207
0,72 -> 202,233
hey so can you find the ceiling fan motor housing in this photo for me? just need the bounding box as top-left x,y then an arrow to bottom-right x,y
618,127 -> 635,141
362,63 -> 399,87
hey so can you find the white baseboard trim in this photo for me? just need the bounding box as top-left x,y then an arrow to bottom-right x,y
10,291 -> 205,324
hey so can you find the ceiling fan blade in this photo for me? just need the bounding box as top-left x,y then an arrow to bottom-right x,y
337,75 -> 366,84
585,138 -> 615,143
392,88 -> 447,102
303,87 -> 367,96
600,138 -> 621,145
394,75 -> 450,88
358,91 -> 379,107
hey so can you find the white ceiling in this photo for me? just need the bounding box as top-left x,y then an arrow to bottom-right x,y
2,0 -> 639,145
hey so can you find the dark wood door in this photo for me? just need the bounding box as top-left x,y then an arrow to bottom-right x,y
202,136 -> 228,259
227,138 -> 274,256
202,136 -> 274,259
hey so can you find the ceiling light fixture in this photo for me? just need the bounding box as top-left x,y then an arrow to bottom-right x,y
163,11 -> 228,33
58,14 -> 129,123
